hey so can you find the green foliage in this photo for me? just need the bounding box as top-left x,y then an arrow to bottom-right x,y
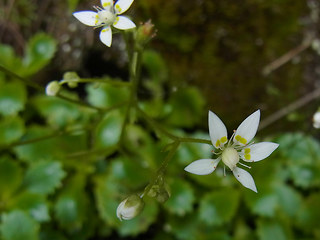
0,33 -> 56,77
0,81 -> 27,116
0,210 -> 39,240
0,11 -> 318,240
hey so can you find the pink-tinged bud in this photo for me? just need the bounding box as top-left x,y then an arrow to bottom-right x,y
136,20 -> 157,47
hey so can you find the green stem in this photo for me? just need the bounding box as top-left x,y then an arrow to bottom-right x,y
142,141 -> 180,197
136,106 -> 212,145
0,126 -> 87,152
0,64 -> 43,91
119,50 -> 142,143
60,78 -> 131,87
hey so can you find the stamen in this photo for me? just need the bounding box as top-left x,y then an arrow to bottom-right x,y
238,162 -> 251,169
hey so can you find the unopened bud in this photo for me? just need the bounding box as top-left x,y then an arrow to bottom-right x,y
136,20 -> 156,47
116,194 -> 144,221
313,111 -> 320,128
45,81 -> 60,96
63,72 -> 80,88
156,188 -> 170,203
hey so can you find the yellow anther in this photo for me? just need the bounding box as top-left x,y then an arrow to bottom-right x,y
240,137 -> 247,144
235,135 -> 247,144
215,140 -> 221,147
244,148 -> 251,154
103,2 -> 111,7
244,154 -> 251,160
115,4 -> 122,12
114,16 -> 119,25
221,136 -> 227,143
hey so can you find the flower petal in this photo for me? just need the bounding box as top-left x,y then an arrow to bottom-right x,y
73,11 -> 98,26
101,0 -> 113,10
241,142 -> 279,162
208,111 -> 228,149
114,0 -> 134,14
234,110 -> 260,146
113,16 -> 136,30
184,159 -> 220,175
232,167 -> 257,192
99,26 -> 112,47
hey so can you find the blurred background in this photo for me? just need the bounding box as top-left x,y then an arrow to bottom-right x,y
1,0 -> 320,239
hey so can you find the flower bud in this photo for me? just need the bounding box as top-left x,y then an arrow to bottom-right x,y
135,20 -> 156,47
116,194 -> 144,221
45,81 -> 61,96
63,72 -> 80,88
156,188 -> 170,203
313,111 -> 320,129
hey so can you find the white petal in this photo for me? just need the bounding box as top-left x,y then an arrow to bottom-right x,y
208,111 -> 228,149
233,167 -> 257,192
184,159 -> 220,175
99,26 -> 112,47
113,16 -> 136,30
241,142 -> 279,162
101,0 -> 113,10
73,11 -> 98,26
114,0 -> 134,14
234,110 -> 260,146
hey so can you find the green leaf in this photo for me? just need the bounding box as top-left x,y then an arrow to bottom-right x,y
32,95 -> 84,128
0,45 -> 22,70
0,210 -> 39,240
296,193 -> 320,232
0,81 -> 27,116
23,160 -> 66,195
142,50 -> 168,83
168,214 -> 231,240
13,126 -> 60,163
22,33 -> 57,76
198,189 -> 240,226
8,192 -> 50,222
54,174 -> 88,231
165,87 -> 205,128
277,133 -> 320,188
257,219 -> 292,240
86,82 -> 129,108
164,179 -> 195,216
0,156 -> 22,199
274,184 -> 301,218
94,110 -> 124,149
0,116 -> 25,145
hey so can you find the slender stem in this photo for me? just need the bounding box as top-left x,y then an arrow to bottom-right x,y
0,64 -> 43,91
142,141 -> 180,197
136,105 -> 212,145
0,127 -> 87,152
178,137 -> 212,145
119,50 -> 142,143
60,78 -> 131,87
135,106 -> 178,140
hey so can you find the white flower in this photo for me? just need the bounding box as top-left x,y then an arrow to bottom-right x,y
184,110 -> 279,192
73,0 -> 136,47
116,194 -> 144,221
313,111 -> 320,129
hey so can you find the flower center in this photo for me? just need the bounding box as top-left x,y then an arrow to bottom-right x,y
97,10 -> 117,26
221,147 -> 239,171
